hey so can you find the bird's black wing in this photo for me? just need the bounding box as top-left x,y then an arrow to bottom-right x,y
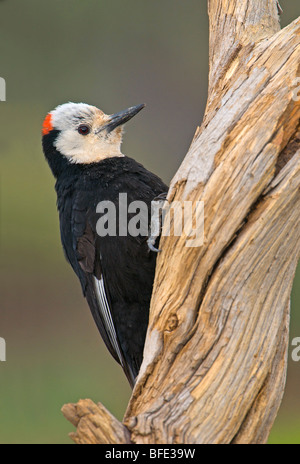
64,158 -> 168,388
70,195 -> 136,384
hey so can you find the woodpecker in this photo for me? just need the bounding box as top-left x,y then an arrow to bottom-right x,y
42,102 -> 167,387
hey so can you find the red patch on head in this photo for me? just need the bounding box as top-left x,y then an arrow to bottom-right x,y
42,113 -> 53,135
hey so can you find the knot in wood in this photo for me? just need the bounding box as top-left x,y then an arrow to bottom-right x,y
126,416 -> 137,430
165,314 -> 179,332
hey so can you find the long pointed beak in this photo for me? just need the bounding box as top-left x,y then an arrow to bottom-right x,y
101,104 -> 146,133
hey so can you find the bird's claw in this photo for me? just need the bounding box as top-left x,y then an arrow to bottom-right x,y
147,235 -> 161,253
277,1 -> 283,15
147,192 -> 168,253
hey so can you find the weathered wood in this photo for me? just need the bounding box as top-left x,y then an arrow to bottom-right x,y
61,400 -> 130,444
63,0 -> 300,444
207,0 -> 281,95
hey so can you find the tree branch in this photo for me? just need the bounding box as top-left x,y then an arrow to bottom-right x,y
208,0 -> 281,92
62,400 -> 130,444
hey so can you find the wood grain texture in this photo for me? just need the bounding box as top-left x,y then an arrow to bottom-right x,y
63,0 -> 300,444
207,0 -> 281,93
61,400 -> 131,444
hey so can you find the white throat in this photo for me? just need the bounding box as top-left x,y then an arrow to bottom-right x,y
55,132 -> 124,164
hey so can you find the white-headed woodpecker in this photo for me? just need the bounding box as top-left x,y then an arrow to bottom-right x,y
42,102 -> 167,387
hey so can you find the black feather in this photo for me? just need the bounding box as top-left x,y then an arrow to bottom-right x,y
43,134 -> 167,386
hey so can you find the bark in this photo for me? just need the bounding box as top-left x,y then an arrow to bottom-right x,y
62,0 -> 300,444
61,400 -> 130,444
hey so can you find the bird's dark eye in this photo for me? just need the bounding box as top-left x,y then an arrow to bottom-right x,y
78,124 -> 90,136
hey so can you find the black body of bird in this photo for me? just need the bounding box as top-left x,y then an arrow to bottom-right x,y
42,102 -> 167,387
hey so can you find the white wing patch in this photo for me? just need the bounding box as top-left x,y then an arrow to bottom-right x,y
93,276 -> 124,367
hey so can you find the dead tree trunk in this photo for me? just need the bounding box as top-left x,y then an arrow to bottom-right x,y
62,0 -> 300,444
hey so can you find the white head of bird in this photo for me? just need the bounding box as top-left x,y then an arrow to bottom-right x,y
42,102 -> 145,164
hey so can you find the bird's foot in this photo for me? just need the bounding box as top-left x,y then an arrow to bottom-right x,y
147,235 -> 161,253
147,192 -> 168,253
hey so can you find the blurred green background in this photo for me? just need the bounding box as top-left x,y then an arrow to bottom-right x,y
0,0 -> 299,444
